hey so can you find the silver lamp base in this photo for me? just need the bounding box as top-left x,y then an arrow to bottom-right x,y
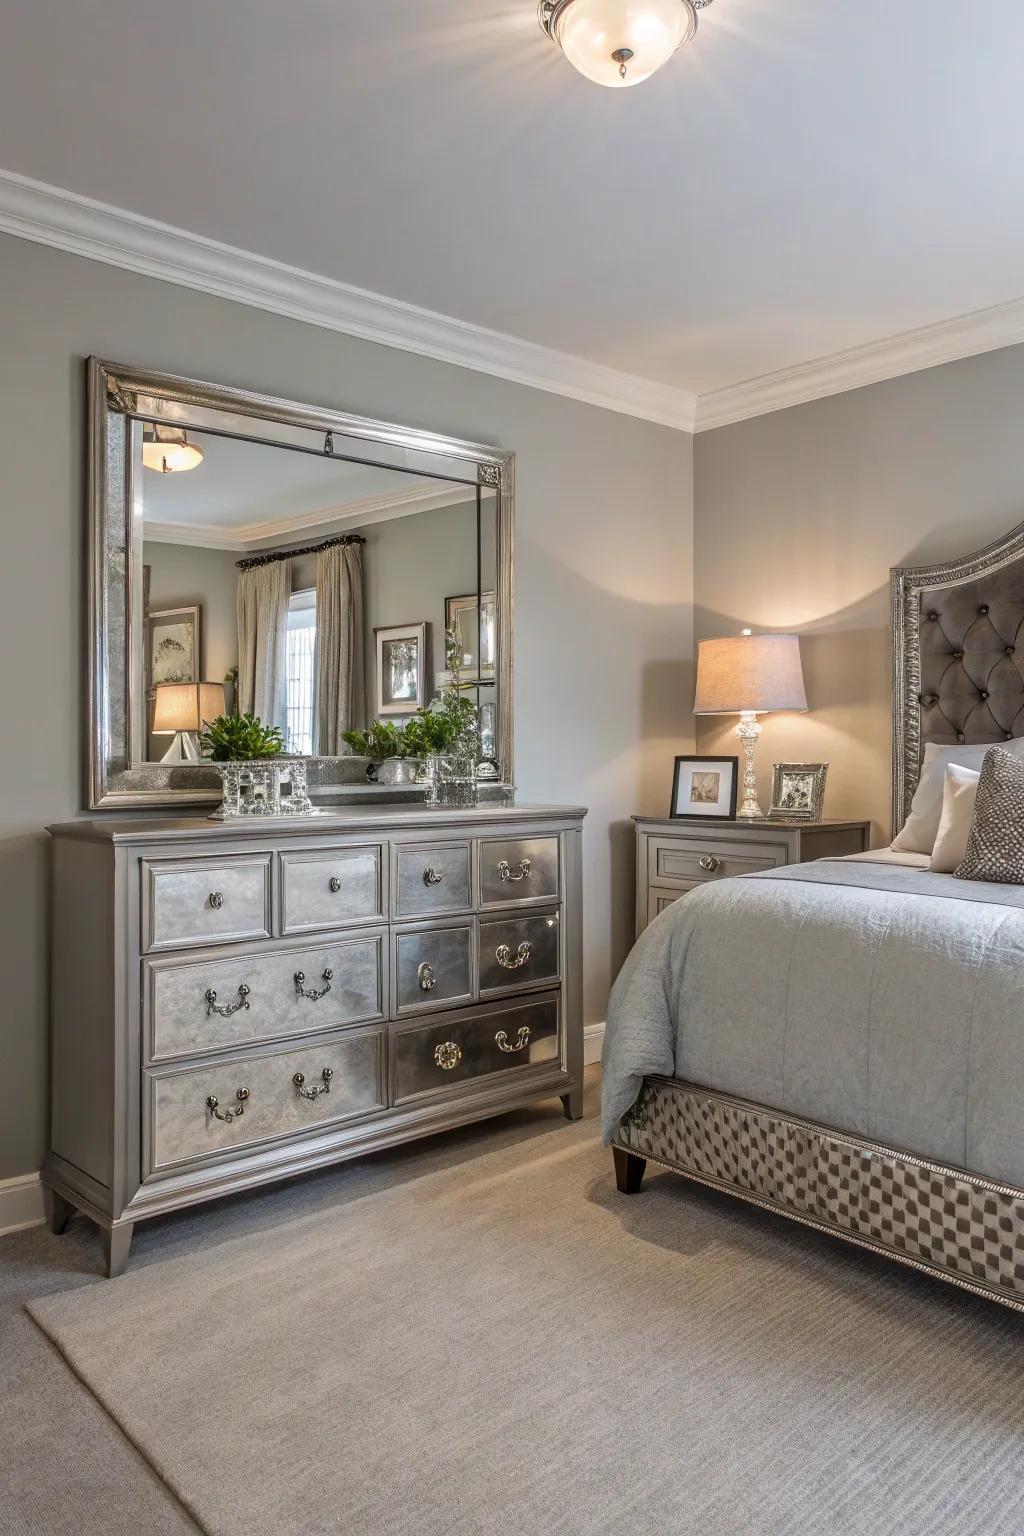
159,731 -> 202,763
735,711 -> 764,819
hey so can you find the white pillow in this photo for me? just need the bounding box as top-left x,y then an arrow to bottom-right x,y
929,764 -> 981,872
892,738 -> 1024,854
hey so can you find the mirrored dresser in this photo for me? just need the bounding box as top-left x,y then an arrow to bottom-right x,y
45,802 -> 584,1275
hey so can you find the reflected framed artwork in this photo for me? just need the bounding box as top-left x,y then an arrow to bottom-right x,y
670,755 -> 739,820
446,591 -> 495,679
375,622 -> 427,715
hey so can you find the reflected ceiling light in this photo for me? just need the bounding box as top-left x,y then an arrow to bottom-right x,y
142,423 -> 205,474
538,0 -> 710,86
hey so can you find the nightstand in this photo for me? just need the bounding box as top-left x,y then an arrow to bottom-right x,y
634,817 -> 871,936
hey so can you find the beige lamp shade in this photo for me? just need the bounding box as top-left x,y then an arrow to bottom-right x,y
152,682 -> 225,734
693,634 -> 807,715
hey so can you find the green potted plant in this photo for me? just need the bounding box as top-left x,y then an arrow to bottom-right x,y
199,713 -> 314,818
200,712 -> 285,761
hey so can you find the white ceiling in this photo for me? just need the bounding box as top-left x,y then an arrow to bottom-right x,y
141,432 -> 470,547
2,0 -> 1023,401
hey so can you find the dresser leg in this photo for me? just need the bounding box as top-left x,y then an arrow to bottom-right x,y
561,1086 -> 584,1121
613,1146 -> 647,1194
44,1187 -> 74,1236
103,1222 -> 134,1278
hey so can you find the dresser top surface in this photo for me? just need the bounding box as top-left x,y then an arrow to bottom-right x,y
49,801 -> 588,845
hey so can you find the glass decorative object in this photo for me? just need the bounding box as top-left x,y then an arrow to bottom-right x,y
423,752 -> 479,809
210,758 -> 320,818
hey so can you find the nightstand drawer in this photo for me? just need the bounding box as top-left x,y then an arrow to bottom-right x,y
647,834 -> 786,888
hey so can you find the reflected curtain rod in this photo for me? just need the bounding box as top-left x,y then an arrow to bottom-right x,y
235,531 -> 366,571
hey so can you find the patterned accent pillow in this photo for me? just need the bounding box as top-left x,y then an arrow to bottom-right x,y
955,747 -> 1024,884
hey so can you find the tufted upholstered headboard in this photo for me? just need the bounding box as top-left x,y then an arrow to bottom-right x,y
891,522 -> 1024,834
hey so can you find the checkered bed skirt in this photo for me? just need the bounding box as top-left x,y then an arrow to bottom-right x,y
615,1078 -> 1024,1310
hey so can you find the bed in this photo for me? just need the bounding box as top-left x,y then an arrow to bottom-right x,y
604,522 -> 1024,1311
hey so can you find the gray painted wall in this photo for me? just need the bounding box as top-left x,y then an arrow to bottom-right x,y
693,344 -> 1024,841
0,230 -> 693,1181
143,540 -> 241,754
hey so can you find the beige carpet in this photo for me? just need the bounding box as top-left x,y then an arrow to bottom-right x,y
27,1101 -> 1024,1536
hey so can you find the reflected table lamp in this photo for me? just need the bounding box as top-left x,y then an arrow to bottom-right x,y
152,682 -> 226,763
693,632 -> 807,819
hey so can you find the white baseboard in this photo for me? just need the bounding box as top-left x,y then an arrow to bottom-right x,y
0,1171 -> 46,1236
583,1021 -> 605,1066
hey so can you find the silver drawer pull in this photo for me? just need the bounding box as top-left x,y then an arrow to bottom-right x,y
423,866 -> 444,887
434,1040 -> 462,1070
498,858 -> 531,883
698,855 -> 721,873
417,961 -> 437,992
495,941 -> 532,971
205,984 -> 250,1018
329,876 -> 342,893
206,1087 -> 249,1122
495,1025 -> 531,1053
208,891 -> 224,909
294,968 -> 333,1001
293,1068 -> 333,1101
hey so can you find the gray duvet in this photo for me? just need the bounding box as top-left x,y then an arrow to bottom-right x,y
602,858 -> 1024,1186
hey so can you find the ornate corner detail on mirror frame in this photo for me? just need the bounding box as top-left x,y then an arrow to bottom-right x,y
890,517 -> 1024,838
86,355 -> 516,810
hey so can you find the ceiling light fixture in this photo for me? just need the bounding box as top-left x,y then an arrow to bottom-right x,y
538,0 -> 710,86
141,423 -> 205,474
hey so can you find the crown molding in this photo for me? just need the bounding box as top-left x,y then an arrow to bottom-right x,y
0,168 -> 697,433
144,481 -> 477,550
694,295 -> 1024,432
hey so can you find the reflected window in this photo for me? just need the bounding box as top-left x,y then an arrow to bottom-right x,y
286,589 -> 316,755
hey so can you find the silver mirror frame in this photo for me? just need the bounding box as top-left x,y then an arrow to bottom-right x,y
87,357 -> 514,810
890,519 -> 1024,835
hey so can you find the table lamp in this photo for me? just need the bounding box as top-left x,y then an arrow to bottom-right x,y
693,631 -> 807,819
152,682 -> 226,763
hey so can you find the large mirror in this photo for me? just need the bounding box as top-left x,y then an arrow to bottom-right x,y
88,360 -> 513,808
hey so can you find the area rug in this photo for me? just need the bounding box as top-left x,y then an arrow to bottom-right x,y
27,1107 -> 1024,1536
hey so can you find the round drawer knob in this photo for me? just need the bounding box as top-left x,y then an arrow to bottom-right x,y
417,961 -> 437,992
434,1040 -> 462,1070
698,855 -> 721,873
208,891 -> 224,909
329,876 -> 342,893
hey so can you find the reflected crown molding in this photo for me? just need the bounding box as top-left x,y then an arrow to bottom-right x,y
0,167 -> 697,433
143,481 -> 477,551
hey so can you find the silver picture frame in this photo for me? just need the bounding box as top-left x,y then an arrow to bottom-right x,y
767,761 -> 828,822
374,622 -> 427,715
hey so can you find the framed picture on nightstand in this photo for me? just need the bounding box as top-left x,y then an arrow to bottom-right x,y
670,755 -> 739,820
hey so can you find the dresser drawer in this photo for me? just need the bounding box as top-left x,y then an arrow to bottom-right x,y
279,845 -> 384,934
142,854 -> 272,953
394,922 -> 473,1015
647,835 -> 786,889
144,1027 -> 386,1175
392,996 -> 560,1105
478,909 -> 560,995
393,841 -> 471,919
478,837 -> 559,908
144,932 -> 386,1064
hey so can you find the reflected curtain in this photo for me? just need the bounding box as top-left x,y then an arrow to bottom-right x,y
315,541 -> 365,753
236,560 -> 290,731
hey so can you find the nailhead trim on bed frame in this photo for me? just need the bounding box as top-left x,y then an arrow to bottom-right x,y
615,1077 -> 1024,1312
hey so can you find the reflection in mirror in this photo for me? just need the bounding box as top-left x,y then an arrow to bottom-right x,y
134,425 -> 498,767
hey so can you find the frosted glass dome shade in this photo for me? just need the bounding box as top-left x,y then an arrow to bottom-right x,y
142,424 -> 204,474
550,0 -> 697,87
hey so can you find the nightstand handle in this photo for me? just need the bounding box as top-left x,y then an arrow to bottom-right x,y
698,854 -> 721,873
